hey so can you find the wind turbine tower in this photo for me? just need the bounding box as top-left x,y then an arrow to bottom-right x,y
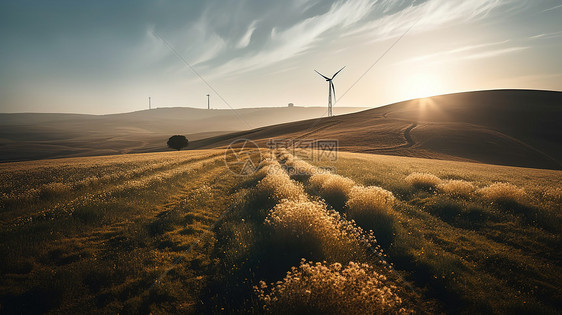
149,97 -> 151,110
315,66 -> 345,117
207,94 -> 210,110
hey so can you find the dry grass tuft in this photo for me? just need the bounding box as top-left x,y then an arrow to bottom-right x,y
265,199 -> 385,263
256,172 -> 306,202
39,182 -> 71,199
308,173 -> 334,192
265,200 -> 341,247
262,151 -> 274,160
254,159 -> 283,180
277,151 -> 293,163
346,186 -> 397,247
405,173 -> 442,190
255,259 -> 409,314
286,159 -> 317,177
309,173 -> 355,209
478,182 -> 526,204
347,186 -> 396,217
438,180 -> 475,198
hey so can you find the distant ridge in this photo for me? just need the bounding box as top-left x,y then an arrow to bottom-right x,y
0,106 -> 366,162
190,89 -> 562,170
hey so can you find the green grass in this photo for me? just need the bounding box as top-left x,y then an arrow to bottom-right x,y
0,150 -> 241,313
312,151 -> 561,313
1,149 -> 560,313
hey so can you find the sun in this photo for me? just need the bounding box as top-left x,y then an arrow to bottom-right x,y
403,73 -> 443,100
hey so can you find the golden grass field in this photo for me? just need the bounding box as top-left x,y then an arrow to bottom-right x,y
0,149 -> 560,313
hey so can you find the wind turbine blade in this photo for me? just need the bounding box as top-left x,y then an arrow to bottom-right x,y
331,66 -> 345,79
314,70 -> 330,80
331,82 -> 336,103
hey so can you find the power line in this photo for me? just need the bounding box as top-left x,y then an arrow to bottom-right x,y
296,5 -> 422,138
151,30 -> 252,129
336,15 -> 422,103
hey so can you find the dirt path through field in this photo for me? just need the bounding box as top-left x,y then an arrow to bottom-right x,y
358,121 -> 418,152
293,120 -> 341,141
402,122 -> 417,148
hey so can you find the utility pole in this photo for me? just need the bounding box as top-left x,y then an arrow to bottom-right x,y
206,94 -> 210,109
149,97 -> 151,110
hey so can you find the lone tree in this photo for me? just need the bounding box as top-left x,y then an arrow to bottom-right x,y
167,135 -> 189,151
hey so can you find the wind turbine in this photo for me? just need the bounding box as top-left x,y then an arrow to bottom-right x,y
315,66 -> 345,117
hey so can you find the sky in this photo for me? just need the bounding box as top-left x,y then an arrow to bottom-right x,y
0,0 -> 561,114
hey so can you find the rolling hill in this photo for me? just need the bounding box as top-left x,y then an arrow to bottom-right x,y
0,106 -> 366,162
190,89 -> 562,170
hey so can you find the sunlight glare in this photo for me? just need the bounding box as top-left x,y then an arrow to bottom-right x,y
403,73 -> 444,100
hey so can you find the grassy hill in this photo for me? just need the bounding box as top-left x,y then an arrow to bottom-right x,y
191,89 -> 562,170
3,89 -> 559,169
0,106 -> 366,162
0,149 -> 560,313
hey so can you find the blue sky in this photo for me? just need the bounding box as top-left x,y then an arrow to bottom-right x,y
1,0 -> 561,114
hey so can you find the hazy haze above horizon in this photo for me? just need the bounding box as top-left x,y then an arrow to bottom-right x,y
1,0 -> 561,114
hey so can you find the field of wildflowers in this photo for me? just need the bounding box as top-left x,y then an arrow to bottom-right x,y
312,151 -> 561,313
0,148 -> 559,313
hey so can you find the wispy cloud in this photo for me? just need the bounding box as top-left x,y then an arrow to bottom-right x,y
463,46 -> 528,60
397,40 -> 528,65
543,4 -> 562,12
528,30 -> 562,40
143,10 -> 230,74
208,0 -> 375,77
149,0 -> 522,78
345,0 -> 514,41
236,20 -> 258,49
399,40 -> 511,64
